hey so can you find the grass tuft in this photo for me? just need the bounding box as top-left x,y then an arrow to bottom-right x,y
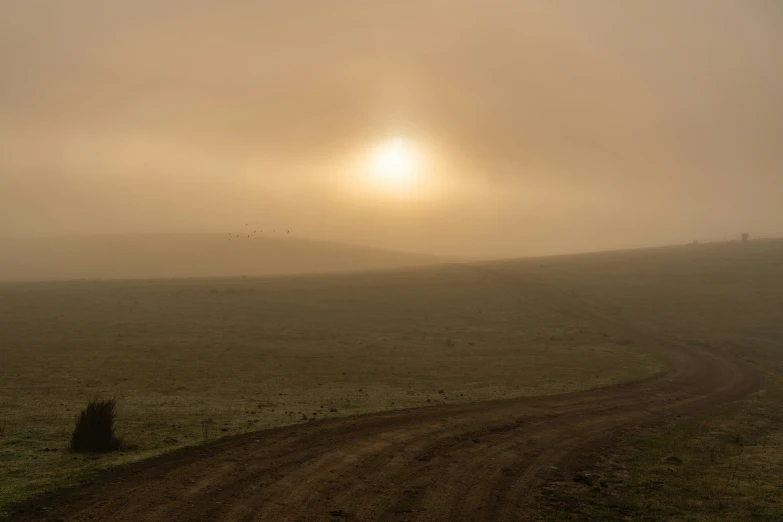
70,398 -> 123,453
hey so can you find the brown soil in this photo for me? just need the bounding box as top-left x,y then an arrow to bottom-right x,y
9,268 -> 762,521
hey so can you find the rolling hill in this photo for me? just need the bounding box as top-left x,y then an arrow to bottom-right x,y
0,234 -> 445,281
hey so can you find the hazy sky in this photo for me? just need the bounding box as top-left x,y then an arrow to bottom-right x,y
2,0 -> 781,257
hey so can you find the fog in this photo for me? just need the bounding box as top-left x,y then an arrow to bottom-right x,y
2,0 -> 781,258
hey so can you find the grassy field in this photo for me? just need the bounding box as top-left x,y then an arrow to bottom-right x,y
0,263 -> 664,510
523,239 -> 783,520
540,380 -> 783,521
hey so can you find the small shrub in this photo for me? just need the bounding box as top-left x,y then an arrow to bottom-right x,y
70,398 -> 122,452
0,414 -> 6,436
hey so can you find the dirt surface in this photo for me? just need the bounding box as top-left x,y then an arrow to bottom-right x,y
9,269 -> 762,521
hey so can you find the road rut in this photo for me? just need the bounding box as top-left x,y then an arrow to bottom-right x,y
12,268 -> 762,521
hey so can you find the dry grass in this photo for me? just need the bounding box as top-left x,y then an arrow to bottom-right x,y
626,386 -> 783,520
5,240 -> 782,515
539,378 -> 783,521
529,239 -> 783,520
0,264 -> 664,510
70,398 -> 122,453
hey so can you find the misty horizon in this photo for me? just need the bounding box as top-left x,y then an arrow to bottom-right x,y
3,4 -> 783,514
0,229 -> 771,258
2,0 -> 782,259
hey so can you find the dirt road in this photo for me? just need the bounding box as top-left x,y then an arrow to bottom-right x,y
11,269 -> 762,521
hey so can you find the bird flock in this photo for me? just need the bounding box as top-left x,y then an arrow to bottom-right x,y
228,224 -> 290,240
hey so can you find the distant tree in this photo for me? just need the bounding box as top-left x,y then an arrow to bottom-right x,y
693,240 -> 699,245
741,233 -> 750,243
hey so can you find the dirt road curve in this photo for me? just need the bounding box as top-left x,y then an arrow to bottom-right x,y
12,270 -> 761,521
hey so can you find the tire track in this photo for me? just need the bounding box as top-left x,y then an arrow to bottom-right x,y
11,267 -> 762,521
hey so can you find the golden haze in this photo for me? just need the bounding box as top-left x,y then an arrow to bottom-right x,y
1,1 -> 781,259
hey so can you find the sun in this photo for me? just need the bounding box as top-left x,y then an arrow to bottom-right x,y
367,137 -> 420,188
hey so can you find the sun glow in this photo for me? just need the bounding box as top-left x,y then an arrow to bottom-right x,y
367,137 -> 420,189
